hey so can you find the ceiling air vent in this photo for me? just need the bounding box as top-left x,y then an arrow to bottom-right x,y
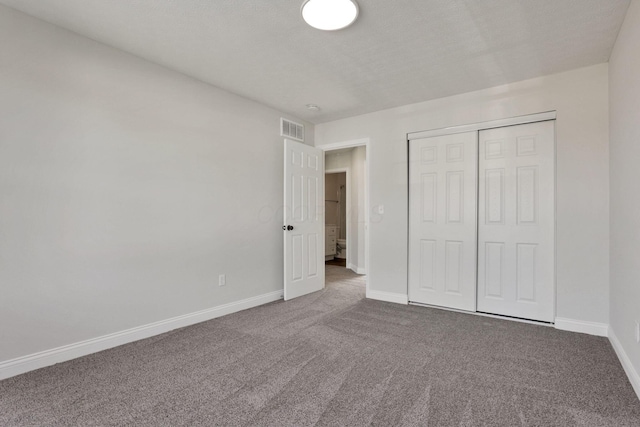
281,118 -> 304,142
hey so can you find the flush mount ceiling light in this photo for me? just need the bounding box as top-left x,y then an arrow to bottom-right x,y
301,0 -> 359,31
306,104 -> 321,111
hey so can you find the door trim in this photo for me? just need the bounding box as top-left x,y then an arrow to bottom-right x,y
408,111 -> 557,141
320,138 -> 370,296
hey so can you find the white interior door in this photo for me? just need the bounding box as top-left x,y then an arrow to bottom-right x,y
284,139 -> 324,300
409,131 -> 478,311
477,121 -> 555,322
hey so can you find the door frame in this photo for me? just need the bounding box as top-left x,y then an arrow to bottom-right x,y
407,111 -> 557,140
407,111 -> 557,323
325,167 -> 351,268
320,138 -> 370,295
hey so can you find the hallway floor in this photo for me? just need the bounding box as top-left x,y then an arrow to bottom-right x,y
325,258 -> 347,267
325,264 -> 364,286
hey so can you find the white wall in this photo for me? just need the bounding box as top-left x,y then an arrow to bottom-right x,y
609,0 -> 640,389
315,64 -> 610,325
350,146 -> 366,273
0,5 -> 313,363
324,172 -> 345,229
326,150 -> 352,170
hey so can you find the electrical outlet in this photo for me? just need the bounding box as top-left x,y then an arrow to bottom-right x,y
635,320 -> 640,343
218,274 -> 226,287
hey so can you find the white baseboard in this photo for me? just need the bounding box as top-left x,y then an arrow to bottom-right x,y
609,328 -> 640,401
366,290 -> 408,305
347,263 -> 366,275
554,317 -> 609,337
0,290 -> 283,381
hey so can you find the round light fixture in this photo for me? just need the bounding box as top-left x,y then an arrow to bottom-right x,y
306,104 -> 321,111
301,0 -> 359,31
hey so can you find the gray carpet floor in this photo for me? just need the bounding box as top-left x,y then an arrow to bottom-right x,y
1,265 -> 639,426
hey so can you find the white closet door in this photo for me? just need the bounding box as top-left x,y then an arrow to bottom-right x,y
409,132 -> 477,311
477,121 -> 555,322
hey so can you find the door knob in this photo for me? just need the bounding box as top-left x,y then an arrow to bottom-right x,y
283,225 -> 294,231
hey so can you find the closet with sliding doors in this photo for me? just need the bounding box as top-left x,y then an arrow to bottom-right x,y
408,114 -> 555,322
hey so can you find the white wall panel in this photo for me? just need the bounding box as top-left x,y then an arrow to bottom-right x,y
0,7 -> 314,363
421,174 -> 437,223
609,0 -> 640,393
316,63 -> 609,326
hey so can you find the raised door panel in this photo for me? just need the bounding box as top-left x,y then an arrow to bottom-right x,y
477,121 -> 555,322
419,239 -> 437,291
484,242 -> 505,299
409,131 -> 477,311
446,172 -> 464,223
421,173 -> 437,223
444,240 -> 463,294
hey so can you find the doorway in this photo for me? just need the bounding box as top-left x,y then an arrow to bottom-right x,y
322,140 -> 370,293
282,138 -> 369,301
324,171 -> 347,267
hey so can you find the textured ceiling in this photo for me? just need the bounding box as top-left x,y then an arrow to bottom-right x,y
0,0 -> 630,123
